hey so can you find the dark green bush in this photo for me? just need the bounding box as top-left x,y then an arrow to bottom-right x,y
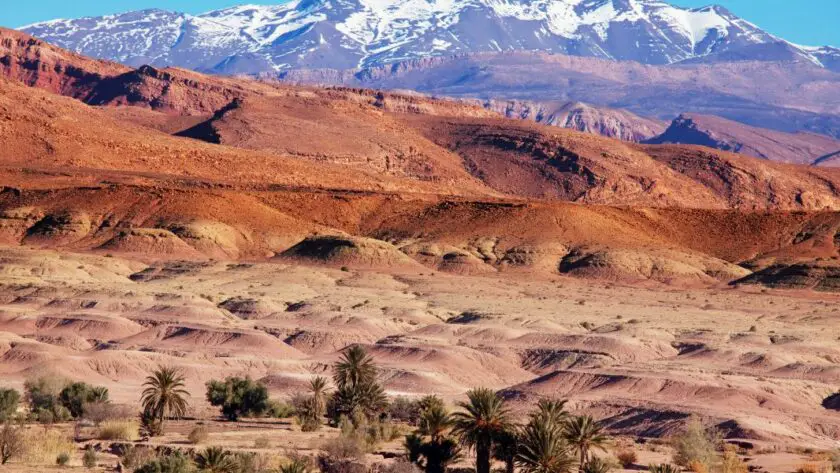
0,389 -> 20,422
206,377 -> 269,421
134,451 -> 195,473
59,382 -> 109,418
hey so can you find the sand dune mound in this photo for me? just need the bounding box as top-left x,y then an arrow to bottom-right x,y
35,314 -> 145,340
0,333 -> 66,372
35,334 -> 94,351
499,243 -> 570,272
0,248 -> 137,284
511,333 -> 677,367
734,261 -> 840,292
401,243 -> 495,274
367,342 -> 533,390
280,235 -> 421,269
98,228 -> 205,259
284,329 -> 379,354
560,247 -> 751,283
219,297 -> 284,320
121,324 -> 304,357
166,221 -> 246,259
23,211 -> 92,245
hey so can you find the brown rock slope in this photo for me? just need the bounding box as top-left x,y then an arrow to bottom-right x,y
1,30 -> 840,287
483,99 -> 666,142
645,114 -> 840,166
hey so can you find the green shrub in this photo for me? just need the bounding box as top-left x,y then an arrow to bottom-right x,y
135,450 -> 195,473
267,399 -> 296,418
56,451 -> 71,467
24,376 -> 65,414
83,447 -> 97,468
206,377 -> 269,421
0,389 -> 20,422
59,382 -> 109,418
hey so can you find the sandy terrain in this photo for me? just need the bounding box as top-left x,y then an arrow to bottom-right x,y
0,247 -> 838,456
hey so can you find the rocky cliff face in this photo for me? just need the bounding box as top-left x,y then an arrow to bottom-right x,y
483,100 -> 666,142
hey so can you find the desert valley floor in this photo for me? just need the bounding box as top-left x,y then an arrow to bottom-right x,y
1,246 -> 839,469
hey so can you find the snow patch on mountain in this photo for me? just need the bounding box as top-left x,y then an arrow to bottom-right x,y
19,0 -> 840,74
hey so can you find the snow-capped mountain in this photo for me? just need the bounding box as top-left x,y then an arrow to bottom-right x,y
20,0 -> 840,74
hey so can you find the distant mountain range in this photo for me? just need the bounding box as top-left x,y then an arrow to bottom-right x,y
20,0 -> 840,74
14,1 -> 840,164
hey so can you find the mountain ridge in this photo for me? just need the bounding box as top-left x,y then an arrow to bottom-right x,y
19,0 -> 840,75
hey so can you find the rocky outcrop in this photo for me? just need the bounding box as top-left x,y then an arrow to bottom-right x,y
645,114 -> 840,166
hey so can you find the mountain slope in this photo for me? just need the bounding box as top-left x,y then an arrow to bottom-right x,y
482,100 -> 666,142
20,0 -> 840,74
5,28 -> 840,212
291,52 -> 840,139
646,114 -> 840,166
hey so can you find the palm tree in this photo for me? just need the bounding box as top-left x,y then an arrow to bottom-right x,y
196,446 -> 237,473
90,387 -> 109,403
493,428 -> 518,473
532,399 -> 568,425
334,345 -> 377,389
517,414 -> 576,473
563,416 -> 609,471
140,366 -> 190,429
309,376 -> 330,419
452,388 -> 512,473
419,403 -> 455,442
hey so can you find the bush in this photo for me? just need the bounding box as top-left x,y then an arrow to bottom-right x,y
135,450 -> 196,473
280,453 -> 314,473
59,382 -> 109,418
649,465 -> 681,473
206,377 -> 270,420
187,425 -> 209,445
56,451 -> 71,467
388,397 -> 421,424
0,389 -> 20,422
84,401 -> 134,425
267,400 -> 296,418
236,451 -> 278,473
25,377 -> 72,422
672,418 -> 719,470
319,435 -> 367,473
0,422 -> 25,465
83,447 -> 97,468
795,462 -> 832,473
254,437 -> 271,449
118,445 -> 157,470
616,449 -> 638,468
720,445 -> 747,473
98,420 -> 139,441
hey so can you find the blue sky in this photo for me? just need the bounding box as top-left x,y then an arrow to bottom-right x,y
1,0 -> 837,47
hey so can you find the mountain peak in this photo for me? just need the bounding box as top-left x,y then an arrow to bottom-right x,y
19,0 -> 838,74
